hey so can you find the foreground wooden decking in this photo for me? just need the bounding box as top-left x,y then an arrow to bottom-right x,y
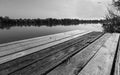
0,30 -> 120,75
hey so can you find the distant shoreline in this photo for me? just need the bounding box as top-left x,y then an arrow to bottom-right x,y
0,16 -> 106,29
0,16 -> 105,24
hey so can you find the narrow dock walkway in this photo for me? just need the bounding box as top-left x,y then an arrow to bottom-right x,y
0,30 -> 119,75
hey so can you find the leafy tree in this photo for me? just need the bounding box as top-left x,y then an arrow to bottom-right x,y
102,0 -> 120,33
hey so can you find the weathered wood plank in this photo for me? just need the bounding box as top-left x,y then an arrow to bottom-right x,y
78,33 -> 119,75
0,30 -> 91,57
0,30 -> 85,46
0,30 -> 85,48
47,33 -> 111,75
0,31 -> 92,64
0,32 -> 103,75
114,36 -> 120,75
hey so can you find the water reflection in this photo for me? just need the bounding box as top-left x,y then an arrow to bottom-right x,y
0,22 -> 102,30
0,23 -> 74,30
0,17 -> 104,30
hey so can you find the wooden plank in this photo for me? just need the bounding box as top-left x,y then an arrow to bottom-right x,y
0,30 -> 85,48
0,30 -> 91,57
0,30 -> 85,46
78,33 -> 119,75
0,30 -> 84,51
0,31 -> 93,64
0,32 -> 103,75
47,33 -> 111,75
114,36 -> 120,75
118,46 -> 120,75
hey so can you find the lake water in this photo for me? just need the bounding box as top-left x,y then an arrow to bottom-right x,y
0,24 -> 103,44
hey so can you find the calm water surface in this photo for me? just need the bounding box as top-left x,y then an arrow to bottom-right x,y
0,24 -> 103,44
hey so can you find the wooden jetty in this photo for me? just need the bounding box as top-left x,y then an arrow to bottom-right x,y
0,30 -> 120,75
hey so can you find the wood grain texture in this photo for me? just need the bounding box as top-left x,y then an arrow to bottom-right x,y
47,33 -> 111,75
78,33 -> 119,75
0,32 -> 103,75
114,36 -> 120,75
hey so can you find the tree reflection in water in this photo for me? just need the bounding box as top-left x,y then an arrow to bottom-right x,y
0,17 -> 104,30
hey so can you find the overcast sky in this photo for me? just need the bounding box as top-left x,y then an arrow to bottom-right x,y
0,0 -> 112,19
